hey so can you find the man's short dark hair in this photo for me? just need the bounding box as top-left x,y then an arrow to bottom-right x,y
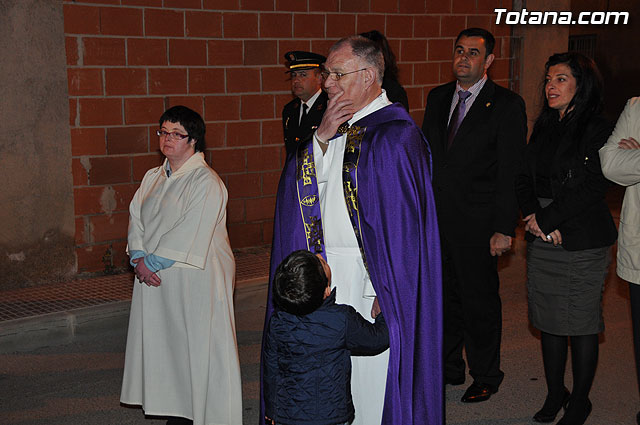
273,250 -> 328,316
159,105 -> 206,152
455,28 -> 496,57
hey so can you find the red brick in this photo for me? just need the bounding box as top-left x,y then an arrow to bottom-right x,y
227,173 -> 261,198
340,0 -> 369,13
241,94 -> 275,119
145,9 -> 184,37
75,217 -> 87,245
166,96 -> 204,116
400,39 -> 428,62
260,13 -> 292,38
275,0 -> 307,11
414,62 -> 440,85
207,40 -> 243,65
241,0 -> 274,10
226,199 -> 245,224
294,14 -> 325,38
227,122 -> 261,147
127,38 -> 167,66
327,14 -> 356,38
165,0 -> 202,8
169,39 -> 207,66
244,40 -> 278,66
426,0 -> 451,13
148,69 -> 187,94
72,0 -> 118,4
493,38 -> 504,59
133,153 -> 164,181
211,148 -> 246,173
223,12 -> 258,38
71,127 -> 106,156
66,37 -> 79,66
411,108 -> 426,127
122,0 -> 162,5
106,126 -> 148,155
441,15 -> 466,37
309,0 -> 338,12
74,186 -> 106,215
488,58 -> 509,81
67,69 -> 103,96
79,98 -> 122,126
397,62 -> 413,84
73,159 -> 89,186
405,86 -> 421,110
89,212 -> 129,243
228,222 -> 263,248
105,68 -> 146,96
452,0 -> 475,13
100,7 -> 143,36
125,97 -> 165,125
205,95 -> 241,121
63,4 -> 100,34
189,68 -> 225,94
371,0 -> 397,13
89,157 -> 131,185
356,14 -> 386,34
414,15 -> 440,38
262,67 -> 290,93
83,37 -> 126,65
493,22 -> 511,37
275,93 -> 295,114
186,11 -> 222,38
467,15 -> 493,33
263,220 -> 274,245
428,38 -> 454,61
261,170 -> 281,196
70,98 -> 78,126
310,40 -> 334,57
76,245 -> 107,273
262,119 -> 283,147
204,0 -> 240,9
205,123 -> 226,148
226,68 -> 260,93
387,15 -> 413,38
279,40 -> 311,58
439,61 -> 454,83
247,146 -> 280,171
399,0 -> 426,13
245,196 -> 276,221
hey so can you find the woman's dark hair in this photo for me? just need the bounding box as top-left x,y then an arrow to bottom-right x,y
360,30 -> 399,82
159,105 -> 206,152
273,250 -> 328,316
534,52 -> 603,133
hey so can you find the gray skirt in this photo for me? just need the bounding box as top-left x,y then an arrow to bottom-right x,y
526,238 -> 610,335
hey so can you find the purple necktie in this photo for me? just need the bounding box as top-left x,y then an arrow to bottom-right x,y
447,90 -> 472,148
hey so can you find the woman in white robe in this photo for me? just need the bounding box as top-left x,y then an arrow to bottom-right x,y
120,106 -> 242,425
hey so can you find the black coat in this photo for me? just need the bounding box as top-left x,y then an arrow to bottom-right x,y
421,79 -> 527,245
516,114 -> 617,251
262,290 -> 389,425
282,91 -> 328,156
382,76 -> 409,111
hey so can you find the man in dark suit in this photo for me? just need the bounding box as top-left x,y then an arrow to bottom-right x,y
421,28 -> 527,403
282,51 -> 328,156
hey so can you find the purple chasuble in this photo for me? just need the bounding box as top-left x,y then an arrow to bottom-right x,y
260,103 -> 443,425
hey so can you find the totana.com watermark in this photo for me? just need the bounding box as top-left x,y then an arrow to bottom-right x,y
494,8 -> 629,25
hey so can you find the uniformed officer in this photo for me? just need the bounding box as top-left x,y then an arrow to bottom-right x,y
282,50 -> 328,156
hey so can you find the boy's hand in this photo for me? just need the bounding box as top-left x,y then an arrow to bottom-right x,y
371,297 -> 381,318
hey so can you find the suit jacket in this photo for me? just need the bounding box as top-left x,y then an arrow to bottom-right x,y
421,79 -> 527,246
282,90 -> 328,156
517,114 -> 617,251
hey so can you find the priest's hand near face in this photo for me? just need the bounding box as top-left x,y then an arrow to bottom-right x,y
315,91 -> 355,146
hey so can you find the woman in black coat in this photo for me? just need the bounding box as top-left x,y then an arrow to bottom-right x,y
516,52 -> 617,425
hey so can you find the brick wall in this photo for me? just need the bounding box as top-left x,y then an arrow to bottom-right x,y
64,0 -> 514,272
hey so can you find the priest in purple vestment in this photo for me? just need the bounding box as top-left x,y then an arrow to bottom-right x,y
260,35 -> 443,425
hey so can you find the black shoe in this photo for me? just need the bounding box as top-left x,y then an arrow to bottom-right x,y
636,410 -> 640,425
166,418 -> 193,425
460,382 -> 495,403
557,398 -> 592,425
444,375 -> 465,386
533,387 -> 570,423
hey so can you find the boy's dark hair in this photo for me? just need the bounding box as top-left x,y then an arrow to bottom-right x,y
159,105 -> 206,152
273,250 -> 328,316
455,27 -> 495,57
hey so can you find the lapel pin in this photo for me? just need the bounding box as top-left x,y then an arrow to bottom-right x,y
486,102 -> 491,107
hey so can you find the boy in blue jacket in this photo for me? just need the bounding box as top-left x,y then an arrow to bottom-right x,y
263,250 -> 389,425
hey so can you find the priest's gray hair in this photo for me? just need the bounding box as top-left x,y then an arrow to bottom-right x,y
330,36 -> 384,85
